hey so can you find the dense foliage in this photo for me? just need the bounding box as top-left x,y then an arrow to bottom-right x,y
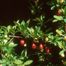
0,0 -> 66,66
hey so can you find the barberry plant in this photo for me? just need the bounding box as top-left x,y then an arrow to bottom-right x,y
0,0 -> 66,66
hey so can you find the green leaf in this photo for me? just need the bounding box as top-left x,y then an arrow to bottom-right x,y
53,19 -> 58,22
7,25 -> 11,32
64,19 -> 66,23
14,60 -> 22,65
21,21 -> 25,26
8,42 -> 17,47
24,60 -> 33,65
0,59 -> 7,64
51,6 -> 55,10
57,41 -> 64,49
64,6 -> 66,16
59,50 -> 65,57
53,15 -> 63,21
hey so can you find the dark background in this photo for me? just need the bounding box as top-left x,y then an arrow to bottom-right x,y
0,0 -> 30,25
0,0 -> 51,26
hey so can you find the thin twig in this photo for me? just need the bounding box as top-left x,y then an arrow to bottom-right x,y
9,35 -> 22,38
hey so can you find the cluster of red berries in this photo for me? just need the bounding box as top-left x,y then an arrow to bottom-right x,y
19,39 -> 50,54
31,42 -> 50,54
31,43 -> 44,50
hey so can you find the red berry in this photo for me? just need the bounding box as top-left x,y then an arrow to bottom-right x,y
45,47 -> 50,54
19,39 -> 25,46
32,43 -> 37,49
39,43 -> 44,50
